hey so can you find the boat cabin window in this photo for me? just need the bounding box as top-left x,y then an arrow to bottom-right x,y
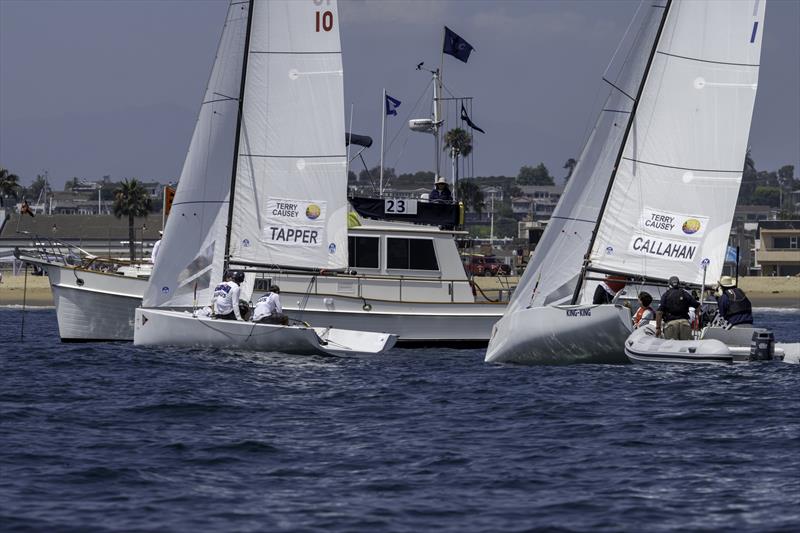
386,238 -> 438,270
348,236 -> 379,268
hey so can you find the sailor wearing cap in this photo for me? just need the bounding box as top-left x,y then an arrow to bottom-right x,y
715,276 -> 753,326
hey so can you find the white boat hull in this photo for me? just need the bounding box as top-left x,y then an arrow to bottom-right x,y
283,294 -> 504,345
485,304 -> 633,364
625,326 -> 734,364
134,308 -> 397,356
43,263 -> 146,341
625,325 -> 793,365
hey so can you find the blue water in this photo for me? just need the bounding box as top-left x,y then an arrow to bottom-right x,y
1,308 -> 799,532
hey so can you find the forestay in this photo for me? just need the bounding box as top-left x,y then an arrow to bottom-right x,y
144,1 -> 248,308
228,0 -> 348,271
506,3 -> 665,314
588,1 -> 764,291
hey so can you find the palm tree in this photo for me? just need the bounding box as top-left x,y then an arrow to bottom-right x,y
113,178 -> 152,262
563,158 -> 577,183
0,168 -> 21,207
443,128 -> 473,195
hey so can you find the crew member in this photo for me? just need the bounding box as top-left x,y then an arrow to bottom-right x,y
715,275 -> 753,326
429,176 -> 453,203
655,276 -> 700,340
252,285 -> 288,325
592,276 -> 626,304
213,271 -> 244,320
633,291 -> 655,329
151,230 -> 163,263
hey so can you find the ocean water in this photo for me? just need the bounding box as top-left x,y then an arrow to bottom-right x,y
1,308 -> 798,532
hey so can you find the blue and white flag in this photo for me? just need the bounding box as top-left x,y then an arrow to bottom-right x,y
724,246 -> 738,263
385,94 -> 401,116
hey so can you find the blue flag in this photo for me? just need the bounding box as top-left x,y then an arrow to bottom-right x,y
443,26 -> 474,63
385,94 -> 401,116
725,246 -> 738,263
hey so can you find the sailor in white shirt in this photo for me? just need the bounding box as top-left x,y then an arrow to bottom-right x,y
151,230 -> 163,263
213,271 -> 244,320
252,285 -> 287,325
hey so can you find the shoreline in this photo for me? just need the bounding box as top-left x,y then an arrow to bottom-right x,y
1,274 -> 798,309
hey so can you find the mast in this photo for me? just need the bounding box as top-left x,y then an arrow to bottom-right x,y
223,0 -> 254,273
433,68 -> 442,180
569,0 -> 673,305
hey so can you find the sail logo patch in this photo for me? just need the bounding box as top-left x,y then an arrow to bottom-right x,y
640,207 -> 708,239
264,197 -> 327,248
630,235 -> 697,262
682,218 -> 701,235
306,204 -> 321,220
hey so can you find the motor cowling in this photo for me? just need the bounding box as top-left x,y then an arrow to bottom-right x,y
749,329 -> 775,361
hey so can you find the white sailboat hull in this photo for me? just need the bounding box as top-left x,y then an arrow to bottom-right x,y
485,304 -> 633,364
43,263 -> 146,341
283,294 -> 503,344
134,308 -> 397,357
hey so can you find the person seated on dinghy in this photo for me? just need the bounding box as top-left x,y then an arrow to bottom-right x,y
715,276 -> 753,326
252,285 -> 289,325
632,291 -> 655,329
592,276 -> 626,304
212,270 -> 244,321
655,276 -> 700,340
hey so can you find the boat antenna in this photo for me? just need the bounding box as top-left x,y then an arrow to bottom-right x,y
223,0 -> 255,274
570,0 -> 673,305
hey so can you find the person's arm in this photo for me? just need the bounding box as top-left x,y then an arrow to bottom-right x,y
232,285 -> 242,320
274,294 -> 282,314
655,310 -> 663,337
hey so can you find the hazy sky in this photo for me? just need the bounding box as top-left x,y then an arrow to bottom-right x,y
1,0 -> 798,188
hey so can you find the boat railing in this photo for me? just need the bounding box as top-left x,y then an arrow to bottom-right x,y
258,271 -> 513,303
16,234 -> 147,273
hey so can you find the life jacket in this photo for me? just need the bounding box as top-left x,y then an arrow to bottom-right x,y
661,288 -> 693,321
723,288 -> 752,318
633,306 -> 654,326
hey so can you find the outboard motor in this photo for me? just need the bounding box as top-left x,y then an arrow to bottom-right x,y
749,329 -> 775,361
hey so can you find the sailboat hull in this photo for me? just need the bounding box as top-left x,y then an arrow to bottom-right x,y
133,308 -> 397,357
42,262 -> 145,341
485,304 -> 633,364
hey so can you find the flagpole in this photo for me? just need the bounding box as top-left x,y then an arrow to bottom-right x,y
380,88 -> 386,197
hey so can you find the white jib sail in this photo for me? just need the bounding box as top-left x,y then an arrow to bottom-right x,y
587,0 -> 765,294
143,1 -> 249,308
227,0 -> 348,271
506,2 -> 666,314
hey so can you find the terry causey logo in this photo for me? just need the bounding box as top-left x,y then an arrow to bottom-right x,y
682,218 -> 702,235
328,243 -> 336,254
306,204 -> 321,220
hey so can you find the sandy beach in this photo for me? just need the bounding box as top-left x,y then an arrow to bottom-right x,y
1,273 -> 797,308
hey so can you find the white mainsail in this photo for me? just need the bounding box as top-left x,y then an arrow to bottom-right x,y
507,3 -> 666,314
227,0 -> 348,271
144,1 -> 249,308
586,0 -> 765,294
